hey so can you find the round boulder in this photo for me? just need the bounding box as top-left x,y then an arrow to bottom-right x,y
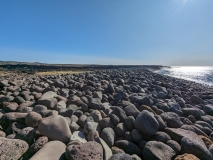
38,115 -> 72,143
25,111 -> 42,128
143,141 -> 176,160
135,110 -> 159,136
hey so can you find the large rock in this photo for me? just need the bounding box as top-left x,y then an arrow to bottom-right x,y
0,137 -> 29,159
114,123 -> 127,137
155,131 -> 171,143
37,98 -> 58,109
25,111 -> 42,127
135,110 -> 159,136
95,137 -> 112,160
0,112 -> 27,128
100,127 -> 115,147
124,105 -> 140,118
21,136 -> 48,159
160,112 -> 182,128
181,136 -> 212,160
111,107 -> 127,122
191,95 -> 204,104
154,115 -> 167,130
30,141 -> 66,160
143,141 -> 176,160
40,91 -> 57,100
65,141 -> 103,160
166,140 -> 181,155
114,140 -> 142,156
204,104 -> 213,116
182,108 -> 201,120
124,116 -> 135,131
165,128 -> 212,160
38,115 -> 72,143
83,122 -> 101,135
88,98 -> 103,110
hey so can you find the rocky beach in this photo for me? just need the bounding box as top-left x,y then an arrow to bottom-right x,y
1,67 -> 213,160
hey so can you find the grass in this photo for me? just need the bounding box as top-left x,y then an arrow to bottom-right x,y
35,70 -> 90,75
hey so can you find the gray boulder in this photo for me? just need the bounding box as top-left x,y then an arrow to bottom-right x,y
143,141 -> 176,160
38,115 -> 72,143
30,141 -> 66,160
135,110 -> 159,136
160,112 -> 182,128
0,137 -> 29,160
100,127 -> 115,147
114,140 -> 142,156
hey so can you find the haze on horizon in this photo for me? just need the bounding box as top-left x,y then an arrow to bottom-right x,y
0,0 -> 213,66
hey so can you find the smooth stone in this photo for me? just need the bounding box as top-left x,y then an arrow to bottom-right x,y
124,116 -> 135,131
114,140 -> 142,156
30,141 -> 66,160
165,128 -> 212,160
143,141 -> 176,160
38,115 -> 72,143
155,131 -> 171,143
131,129 -> 143,143
40,91 -> 57,100
135,110 -> 159,136
95,137 -> 113,160
25,111 -> 42,128
124,105 -> 140,118
160,112 -> 182,128
83,121 -> 101,135
166,140 -> 181,155
100,127 -> 115,147
114,123 -> 127,137
109,153 -> 132,160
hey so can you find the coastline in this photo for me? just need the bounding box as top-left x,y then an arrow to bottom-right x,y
0,67 -> 213,159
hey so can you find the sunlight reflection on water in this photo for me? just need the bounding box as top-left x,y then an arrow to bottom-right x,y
156,66 -> 213,86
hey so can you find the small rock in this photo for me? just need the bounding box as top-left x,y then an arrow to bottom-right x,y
114,140 -> 142,156
124,116 -> 135,131
155,131 -> 171,143
166,140 -> 181,155
109,153 -> 132,160
174,154 -> 200,160
65,141 -> 103,160
114,123 -> 127,137
70,131 -> 87,143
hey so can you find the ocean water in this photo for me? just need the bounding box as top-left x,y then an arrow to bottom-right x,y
156,66 -> 213,87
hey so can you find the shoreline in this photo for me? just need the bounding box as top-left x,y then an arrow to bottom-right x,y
0,67 -> 213,159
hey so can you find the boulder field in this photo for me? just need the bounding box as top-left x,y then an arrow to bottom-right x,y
0,68 -> 213,160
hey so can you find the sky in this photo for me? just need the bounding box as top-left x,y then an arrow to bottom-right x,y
0,0 -> 213,66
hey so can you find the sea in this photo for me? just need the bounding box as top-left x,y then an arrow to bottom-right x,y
155,66 -> 213,87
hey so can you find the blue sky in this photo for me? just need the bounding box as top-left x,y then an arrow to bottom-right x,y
0,0 -> 213,65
